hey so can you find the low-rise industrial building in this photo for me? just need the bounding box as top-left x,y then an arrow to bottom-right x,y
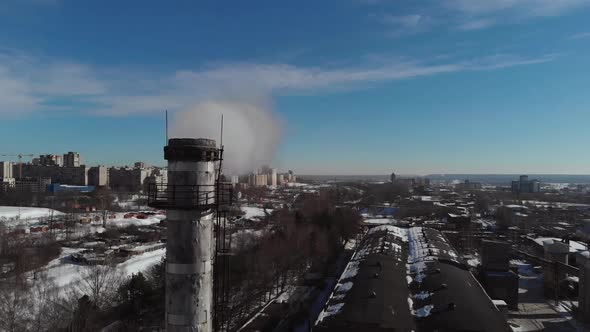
315,225 -> 510,331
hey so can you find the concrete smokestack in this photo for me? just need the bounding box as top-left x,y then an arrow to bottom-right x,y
163,138 -> 218,332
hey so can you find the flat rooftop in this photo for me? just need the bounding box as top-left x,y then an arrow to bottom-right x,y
314,225 -> 510,331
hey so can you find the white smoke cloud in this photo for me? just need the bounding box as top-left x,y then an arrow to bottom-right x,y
171,100 -> 282,174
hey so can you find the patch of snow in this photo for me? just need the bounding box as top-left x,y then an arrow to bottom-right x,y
532,237 -> 587,253
316,303 -> 344,322
331,294 -> 345,301
413,291 -> 433,300
340,261 -> 360,280
414,304 -> 434,318
43,247 -> 165,288
118,248 -> 165,277
363,218 -> 396,225
344,238 -> 357,250
336,282 -> 353,293
107,212 -> 165,228
0,206 -> 65,227
241,206 -> 272,219
467,257 -> 481,268
285,182 -> 308,188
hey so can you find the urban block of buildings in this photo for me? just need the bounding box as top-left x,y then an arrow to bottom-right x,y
512,175 -> 541,194
244,168 -> 296,188
0,151 -> 167,194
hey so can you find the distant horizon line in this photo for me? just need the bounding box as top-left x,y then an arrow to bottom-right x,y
299,173 -> 590,176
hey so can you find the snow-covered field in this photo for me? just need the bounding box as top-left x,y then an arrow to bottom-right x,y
43,247 -> 165,288
0,206 -> 163,229
118,248 -> 165,276
0,206 -> 64,227
43,247 -> 88,287
106,212 -> 165,227
241,206 -> 272,220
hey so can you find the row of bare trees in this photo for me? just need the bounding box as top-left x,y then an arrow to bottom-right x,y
224,190 -> 361,328
0,257 -> 133,332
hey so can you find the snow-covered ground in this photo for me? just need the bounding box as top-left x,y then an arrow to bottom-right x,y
112,194 -> 147,210
285,182 -> 308,188
106,212 -> 165,227
363,218 -> 396,225
117,248 -> 165,276
0,206 -> 64,227
522,200 -> 590,209
43,247 -> 165,288
0,206 -> 163,229
241,206 -> 272,220
43,247 -> 87,287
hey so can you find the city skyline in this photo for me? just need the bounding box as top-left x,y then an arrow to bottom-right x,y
1,1 -> 590,174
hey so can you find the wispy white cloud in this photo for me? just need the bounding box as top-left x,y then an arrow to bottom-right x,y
465,54 -> 557,70
443,0 -> 590,30
569,31 -> 590,39
457,18 -> 495,31
444,0 -> 590,16
379,14 -> 424,27
372,13 -> 435,36
367,0 -> 590,32
0,49 -> 557,117
0,50 -> 105,116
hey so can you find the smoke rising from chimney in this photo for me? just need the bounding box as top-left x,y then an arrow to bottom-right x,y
171,100 -> 282,174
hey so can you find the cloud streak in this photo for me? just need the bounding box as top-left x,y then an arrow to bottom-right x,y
456,18 -> 495,31
443,0 -> 590,30
368,0 -> 590,32
569,31 -> 590,39
0,49 -> 557,117
444,0 -> 590,16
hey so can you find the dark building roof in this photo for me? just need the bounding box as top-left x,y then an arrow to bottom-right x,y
314,226 -> 510,332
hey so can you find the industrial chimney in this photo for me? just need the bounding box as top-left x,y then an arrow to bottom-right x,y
149,138 -> 221,332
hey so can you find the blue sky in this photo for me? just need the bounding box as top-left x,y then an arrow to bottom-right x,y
1,0 -> 589,175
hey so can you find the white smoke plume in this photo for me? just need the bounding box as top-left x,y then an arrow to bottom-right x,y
171,100 -> 282,174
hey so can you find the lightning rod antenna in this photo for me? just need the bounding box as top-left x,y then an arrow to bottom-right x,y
220,114 -> 224,148
165,110 -> 169,144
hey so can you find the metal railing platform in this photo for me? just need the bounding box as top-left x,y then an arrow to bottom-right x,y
147,183 -> 233,210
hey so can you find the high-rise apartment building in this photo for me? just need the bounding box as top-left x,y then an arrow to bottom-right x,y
0,161 -> 13,179
63,152 -> 81,167
88,166 -> 109,187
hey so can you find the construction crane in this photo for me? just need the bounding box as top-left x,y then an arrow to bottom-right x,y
0,153 -> 35,179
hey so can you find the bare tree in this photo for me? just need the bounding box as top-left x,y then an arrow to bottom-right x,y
0,272 -> 78,332
76,262 -> 124,310
0,282 -> 29,332
28,273 -> 72,332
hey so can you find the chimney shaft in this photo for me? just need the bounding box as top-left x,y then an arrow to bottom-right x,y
165,138 -> 217,332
